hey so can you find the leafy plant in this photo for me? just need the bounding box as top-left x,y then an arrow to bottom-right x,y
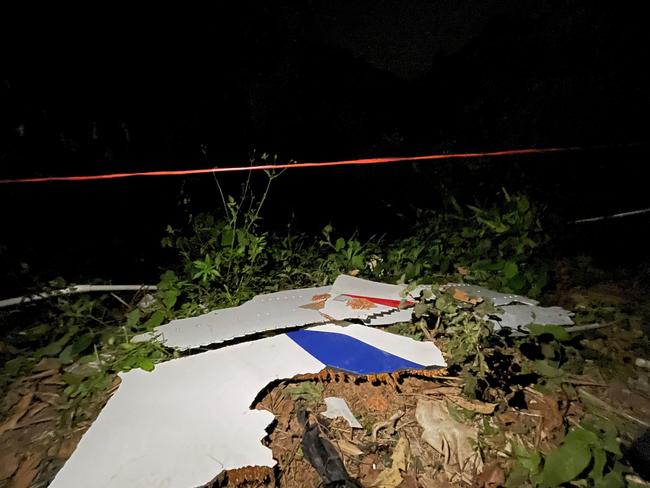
161,167 -> 280,309
509,420 -> 629,487
370,191 -> 549,295
411,285 -> 495,379
0,296 -> 176,439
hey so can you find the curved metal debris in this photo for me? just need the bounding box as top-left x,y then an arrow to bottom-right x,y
50,323 -> 445,488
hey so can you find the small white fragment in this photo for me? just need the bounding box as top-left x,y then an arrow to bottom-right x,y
635,358 -> 650,369
137,293 -> 157,311
321,397 -> 362,428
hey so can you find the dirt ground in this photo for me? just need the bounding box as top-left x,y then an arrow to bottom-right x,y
2,280 -> 650,487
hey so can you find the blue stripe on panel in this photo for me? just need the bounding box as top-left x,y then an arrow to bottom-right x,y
286,329 -> 424,375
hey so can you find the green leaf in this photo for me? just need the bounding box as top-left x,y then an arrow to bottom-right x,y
62,372 -> 83,386
601,432 -> 622,457
507,273 -> 526,292
511,442 -> 541,475
531,359 -> 564,378
590,447 -> 606,482
503,262 -> 519,279
335,237 -> 346,252
220,227 -> 235,246
144,310 -> 166,330
126,309 -> 142,327
351,255 -> 364,270
528,324 -> 570,342
476,239 -> 492,254
3,357 -> 27,376
595,469 -> 625,488
564,427 -> 599,446
539,431 -> 593,487
447,400 -> 475,423
505,464 -> 531,487
162,289 -> 180,309
59,334 -> 94,364
413,303 -> 431,318
23,324 -> 50,339
285,382 -> 323,404
435,295 -> 457,314
540,343 -> 556,359
517,197 -> 530,213
37,341 -> 64,357
137,358 -> 155,372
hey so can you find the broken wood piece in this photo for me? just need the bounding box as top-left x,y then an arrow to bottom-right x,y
22,369 -> 58,381
578,388 -> 650,428
422,386 -> 463,396
447,395 -> 497,415
418,320 -> 435,342
27,402 -> 49,418
565,322 -> 616,333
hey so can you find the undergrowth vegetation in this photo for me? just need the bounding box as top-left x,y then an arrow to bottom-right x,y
1,166 -> 648,487
160,170 -> 549,316
1,168 -> 551,428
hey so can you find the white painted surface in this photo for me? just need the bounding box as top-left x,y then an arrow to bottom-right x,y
322,397 -> 362,428
133,286 -> 330,349
51,322 -> 447,488
49,334 -> 326,488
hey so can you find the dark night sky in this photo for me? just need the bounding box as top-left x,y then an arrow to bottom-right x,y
1,1 -> 649,292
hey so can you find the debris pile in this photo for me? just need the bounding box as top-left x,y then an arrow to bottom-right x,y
49,276 -> 446,487
4,274 -> 649,487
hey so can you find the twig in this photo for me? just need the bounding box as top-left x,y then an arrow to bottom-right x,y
397,419 -> 417,430
517,411 -> 542,418
418,321 -> 435,342
431,313 -> 443,336
27,403 -> 49,418
565,322 -> 616,333
421,386 -> 463,395
578,388 -> 650,428
524,386 -> 544,397
562,377 -> 607,387
22,369 -> 58,381
626,474 -> 650,487
14,416 -> 56,430
110,292 -> 130,309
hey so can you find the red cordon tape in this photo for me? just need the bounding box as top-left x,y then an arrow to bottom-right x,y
0,144 -> 619,184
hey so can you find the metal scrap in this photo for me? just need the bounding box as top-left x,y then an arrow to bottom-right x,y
321,397 -> 362,428
491,304 -> 574,332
